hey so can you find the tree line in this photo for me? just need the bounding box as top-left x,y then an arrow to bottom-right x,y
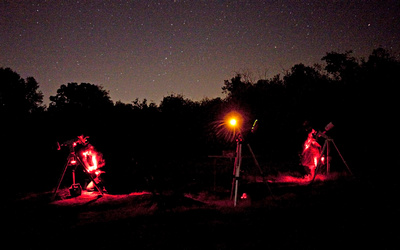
1,48 -> 399,194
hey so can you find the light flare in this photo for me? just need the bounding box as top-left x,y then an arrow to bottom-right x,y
229,118 -> 237,126
80,147 -> 105,176
313,156 -> 318,168
213,110 -> 244,142
301,129 -> 321,177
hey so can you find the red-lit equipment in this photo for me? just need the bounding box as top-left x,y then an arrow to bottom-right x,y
52,135 -> 105,200
308,122 -> 353,184
224,112 -> 272,206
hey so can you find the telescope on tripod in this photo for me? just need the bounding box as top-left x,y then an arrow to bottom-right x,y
309,122 -> 353,184
228,118 -> 273,206
52,135 -> 104,200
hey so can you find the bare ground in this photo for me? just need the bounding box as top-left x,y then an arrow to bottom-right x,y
4,174 -> 398,250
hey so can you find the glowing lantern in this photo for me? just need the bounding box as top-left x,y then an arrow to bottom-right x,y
225,111 -> 243,132
229,118 -> 237,126
214,110 -> 245,142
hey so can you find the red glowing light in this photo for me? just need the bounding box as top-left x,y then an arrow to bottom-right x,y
301,129 -> 321,178
80,146 -> 105,176
313,156 -> 318,168
273,173 -> 328,184
321,156 -> 325,164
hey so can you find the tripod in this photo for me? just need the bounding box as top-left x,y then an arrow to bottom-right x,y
230,133 -> 273,206
52,140 -> 104,200
309,134 -> 353,184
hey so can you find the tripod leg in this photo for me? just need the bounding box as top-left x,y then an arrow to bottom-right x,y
331,140 -> 353,175
230,176 -> 236,200
230,149 -> 239,200
231,142 -> 242,206
310,140 -> 327,184
77,157 -> 104,196
233,178 -> 239,207
246,143 -> 274,197
230,156 -> 238,200
326,140 -> 330,174
52,160 -> 70,200
246,144 -> 263,175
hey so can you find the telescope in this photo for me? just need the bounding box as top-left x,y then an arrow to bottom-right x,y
310,122 -> 353,184
57,135 -> 89,150
324,122 -> 334,131
52,135 -> 103,200
317,122 -> 334,139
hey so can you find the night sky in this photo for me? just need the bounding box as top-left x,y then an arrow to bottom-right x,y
2,0 -> 399,105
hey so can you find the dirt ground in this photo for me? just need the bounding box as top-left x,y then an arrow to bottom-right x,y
4,174 -> 398,250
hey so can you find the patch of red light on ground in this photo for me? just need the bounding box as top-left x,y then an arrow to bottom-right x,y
271,174 -> 328,184
51,189 -> 152,206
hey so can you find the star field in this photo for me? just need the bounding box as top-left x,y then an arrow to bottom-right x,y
1,0 -> 399,105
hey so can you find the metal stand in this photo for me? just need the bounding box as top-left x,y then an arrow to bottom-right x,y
310,136 -> 353,184
52,141 -> 104,200
230,134 -> 273,206
230,135 -> 243,207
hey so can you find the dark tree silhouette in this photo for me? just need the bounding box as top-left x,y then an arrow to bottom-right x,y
0,68 -> 46,196
131,98 -> 158,111
222,74 -> 253,104
46,82 -> 115,149
322,50 -> 360,82
158,94 -> 201,156
283,63 -> 332,122
0,67 -> 44,115
48,82 -> 113,113
3,47 -> 399,195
